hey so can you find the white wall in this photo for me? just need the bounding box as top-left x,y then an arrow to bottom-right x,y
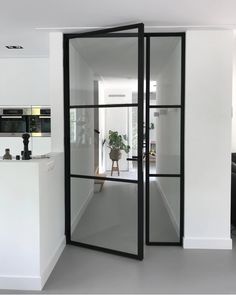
0,58 -> 49,106
232,36 -> 236,152
38,153 -> 65,286
184,30 -> 233,249
0,57 -> 51,156
49,33 -> 64,153
69,41 -> 95,232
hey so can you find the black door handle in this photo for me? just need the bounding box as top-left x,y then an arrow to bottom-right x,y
126,156 -> 138,161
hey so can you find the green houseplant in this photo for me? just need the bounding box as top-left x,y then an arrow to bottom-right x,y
107,130 -> 130,161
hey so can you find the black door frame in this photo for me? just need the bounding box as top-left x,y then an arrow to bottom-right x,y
64,26 -> 185,259
64,23 -> 144,260
145,32 -> 185,246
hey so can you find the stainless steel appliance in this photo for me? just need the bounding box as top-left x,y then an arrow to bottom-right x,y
29,107 -> 51,137
0,108 -> 31,137
0,107 -> 51,137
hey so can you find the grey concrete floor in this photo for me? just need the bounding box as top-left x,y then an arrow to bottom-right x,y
43,239 -> 236,294
2,238 -> 236,294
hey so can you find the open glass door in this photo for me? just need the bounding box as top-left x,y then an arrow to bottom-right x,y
64,23 -> 144,260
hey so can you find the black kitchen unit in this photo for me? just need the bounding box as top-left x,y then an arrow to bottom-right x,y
0,108 -> 30,136
0,107 -> 51,137
29,107 -> 51,136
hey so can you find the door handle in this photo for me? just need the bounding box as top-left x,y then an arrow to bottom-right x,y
126,156 -> 138,161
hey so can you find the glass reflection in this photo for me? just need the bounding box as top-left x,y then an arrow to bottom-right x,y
148,108 -> 180,174
69,37 -> 138,106
149,37 -> 182,106
71,178 -> 138,254
149,177 -> 180,243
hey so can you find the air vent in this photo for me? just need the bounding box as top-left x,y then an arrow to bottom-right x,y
6,45 -> 23,49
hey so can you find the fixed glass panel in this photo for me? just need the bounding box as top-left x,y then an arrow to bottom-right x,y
69,37 -> 138,106
70,107 -> 138,180
149,37 -> 182,106
71,177 -> 138,254
149,177 -> 180,243
148,108 -> 180,174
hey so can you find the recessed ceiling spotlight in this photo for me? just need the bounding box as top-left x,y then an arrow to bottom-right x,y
5,45 -> 23,49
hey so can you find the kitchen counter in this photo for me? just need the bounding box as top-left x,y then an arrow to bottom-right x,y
0,154 -> 51,162
0,152 -> 65,290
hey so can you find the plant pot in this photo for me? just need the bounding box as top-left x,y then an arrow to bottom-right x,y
109,149 -> 121,161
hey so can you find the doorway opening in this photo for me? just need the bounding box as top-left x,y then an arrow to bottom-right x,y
64,23 -> 185,260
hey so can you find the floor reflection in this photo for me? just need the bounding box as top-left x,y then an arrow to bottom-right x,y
71,174 -> 179,252
149,179 -> 179,242
71,181 -> 138,254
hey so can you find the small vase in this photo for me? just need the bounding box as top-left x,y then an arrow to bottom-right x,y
109,149 -> 121,161
3,148 -> 12,160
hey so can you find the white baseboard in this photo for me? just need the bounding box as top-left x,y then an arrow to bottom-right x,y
71,189 -> 93,234
155,181 -> 179,236
0,236 -> 66,291
40,235 -> 66,289
183,237 -> 232,249
0,275 -> 42,291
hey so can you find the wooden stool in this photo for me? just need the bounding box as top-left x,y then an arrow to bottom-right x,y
111,160 -> 120,176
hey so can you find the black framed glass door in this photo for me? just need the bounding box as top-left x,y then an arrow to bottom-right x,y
64,23 -> 144,260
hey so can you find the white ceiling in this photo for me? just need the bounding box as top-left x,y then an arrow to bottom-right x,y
71,37 -> 180,79
1,0 -> 236,57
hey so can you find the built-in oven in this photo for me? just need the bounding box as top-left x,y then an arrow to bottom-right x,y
29,107 -> 51,137
0,108 -> 31,136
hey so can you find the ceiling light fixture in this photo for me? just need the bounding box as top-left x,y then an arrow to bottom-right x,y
5,45 -> 23,49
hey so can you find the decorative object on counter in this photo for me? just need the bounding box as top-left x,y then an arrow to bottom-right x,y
16,155 -> 20,160
3,148 -> 12,160
21,133 -> 32,160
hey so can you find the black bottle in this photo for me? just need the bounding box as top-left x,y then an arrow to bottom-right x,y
21,133 -> 32,160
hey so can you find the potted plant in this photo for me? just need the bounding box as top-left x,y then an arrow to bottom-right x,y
107,130 -> 130,161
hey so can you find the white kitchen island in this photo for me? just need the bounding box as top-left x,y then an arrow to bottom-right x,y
0,152 -> 65,290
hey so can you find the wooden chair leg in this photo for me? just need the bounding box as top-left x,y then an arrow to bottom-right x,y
111,161 -> 114,176
116,161 -> 120,176
111,160 -> 120,176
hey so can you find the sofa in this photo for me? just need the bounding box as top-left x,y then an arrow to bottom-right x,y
231,153 -> 236,226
